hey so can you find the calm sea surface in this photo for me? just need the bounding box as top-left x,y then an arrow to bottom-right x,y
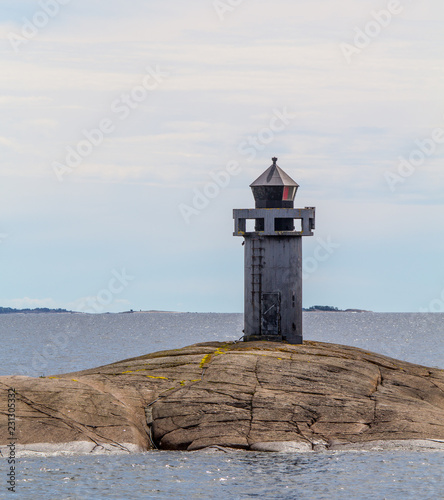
0,312 -> 443,499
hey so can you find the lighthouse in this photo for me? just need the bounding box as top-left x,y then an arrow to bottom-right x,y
233,157 -> 315,344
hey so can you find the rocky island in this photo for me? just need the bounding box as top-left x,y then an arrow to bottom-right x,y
1,341 -> 444,455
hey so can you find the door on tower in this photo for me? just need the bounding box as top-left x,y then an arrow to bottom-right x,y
261,292 -> 281,336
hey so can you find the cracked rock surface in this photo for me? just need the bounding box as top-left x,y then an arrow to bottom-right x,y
1,341 -> 443,453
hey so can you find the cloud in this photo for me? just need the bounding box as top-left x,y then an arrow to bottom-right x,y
66,297 -> 131,314
0,95 -> 52,105
1,297 -> 59,309
0,136 -> 21,149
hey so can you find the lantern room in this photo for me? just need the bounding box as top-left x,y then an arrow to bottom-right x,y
250,157 -> 299,209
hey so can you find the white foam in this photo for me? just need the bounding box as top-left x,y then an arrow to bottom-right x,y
250,441 -> 313,452
248,439 -> 444,453
328,439 -> 444,452
0,441 -> 144,457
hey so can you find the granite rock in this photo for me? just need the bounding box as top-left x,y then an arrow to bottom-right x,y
1,341 -> 443,453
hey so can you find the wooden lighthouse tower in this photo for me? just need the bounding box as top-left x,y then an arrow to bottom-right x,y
233,157 -> 315,344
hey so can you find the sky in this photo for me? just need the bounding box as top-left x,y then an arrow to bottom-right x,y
0,0 -> 443,313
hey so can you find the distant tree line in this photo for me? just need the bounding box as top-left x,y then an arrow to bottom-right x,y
304,305 -> 340,312
303,306 -> 369,312
0,307 -> 70,314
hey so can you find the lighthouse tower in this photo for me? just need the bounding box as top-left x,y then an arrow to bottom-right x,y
233,157 -> 315,344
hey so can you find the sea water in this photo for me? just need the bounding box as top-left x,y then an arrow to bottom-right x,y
0,312 -> 443,499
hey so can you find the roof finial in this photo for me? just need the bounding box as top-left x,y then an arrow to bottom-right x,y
272,157 -> 278,165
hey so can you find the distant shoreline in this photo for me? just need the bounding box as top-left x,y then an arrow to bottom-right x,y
303,306 -> 372,313
0,307 -> 72,315
0,307 -> 374,315
0,308 -> 183,315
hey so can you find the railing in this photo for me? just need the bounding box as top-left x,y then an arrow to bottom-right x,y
233,208 -> 315,236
